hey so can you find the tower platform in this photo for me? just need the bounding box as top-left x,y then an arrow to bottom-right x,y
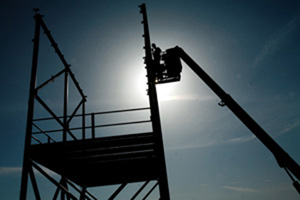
30,132 -> 159,187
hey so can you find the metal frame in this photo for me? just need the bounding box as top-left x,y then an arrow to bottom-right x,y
20,6 -> 171,200
139,3 -> 171,200
20,12 -> 89,200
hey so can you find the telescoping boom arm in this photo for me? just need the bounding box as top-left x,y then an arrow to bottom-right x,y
163,46 -> 300,194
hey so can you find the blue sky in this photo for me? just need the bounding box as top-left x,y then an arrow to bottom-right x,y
0,0 -> 300,199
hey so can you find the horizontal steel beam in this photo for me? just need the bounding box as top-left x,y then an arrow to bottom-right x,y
32,120 -> 151,134
33,107 -> 151,121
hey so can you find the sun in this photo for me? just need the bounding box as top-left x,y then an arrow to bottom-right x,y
135,70 -> 177,102
156,83 -> 176,101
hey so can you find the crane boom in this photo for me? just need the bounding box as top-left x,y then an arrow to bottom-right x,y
160,46 -> 300,194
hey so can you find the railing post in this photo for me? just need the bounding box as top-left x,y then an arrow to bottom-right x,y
82,100 -> 86,140
91,113 -> 95,139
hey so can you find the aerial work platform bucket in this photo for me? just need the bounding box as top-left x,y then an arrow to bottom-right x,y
155,47 -> 183,84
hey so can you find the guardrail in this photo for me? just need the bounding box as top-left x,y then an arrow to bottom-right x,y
31,107 -> 152,144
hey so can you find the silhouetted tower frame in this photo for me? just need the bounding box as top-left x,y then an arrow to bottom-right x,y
20,12 -> 88,200
139,3 -> 171,200
20,7 -> 171,200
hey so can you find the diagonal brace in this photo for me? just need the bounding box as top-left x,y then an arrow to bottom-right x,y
31,162 -> 78,200
142,182 -> 158,200
35,94 -> 77,140
67,99 -> 84,124
108,183 -> 127,200
130,181 -> 150,200
35,69 -> 66,91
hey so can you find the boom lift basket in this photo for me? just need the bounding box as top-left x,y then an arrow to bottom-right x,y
155,47 -> 182,84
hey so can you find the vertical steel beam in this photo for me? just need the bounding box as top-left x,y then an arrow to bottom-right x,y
63,69 -> 69,142
61,178 -> 71,200
28,166 -> 41,200
20,13 -> 41,200
61,178 -> 65,200
139,4 -> 170,200
79,187 -> 86,200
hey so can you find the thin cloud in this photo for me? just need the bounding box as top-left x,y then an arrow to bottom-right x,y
224,186 -> 258,193
0,165 -> 59,178
167,132 -> 255,151
167,135 -> 256,151
279,118 -> 300,136
160,94 -> 214,102
253,13 -> 300,68
167,141 -> 217,151
0,167 -> 22,175
225,135 -> 256,144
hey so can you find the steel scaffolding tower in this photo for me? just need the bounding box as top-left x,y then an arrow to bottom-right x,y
20,5 -> 170,200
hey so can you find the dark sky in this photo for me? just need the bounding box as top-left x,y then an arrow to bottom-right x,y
0,0 -> 300,199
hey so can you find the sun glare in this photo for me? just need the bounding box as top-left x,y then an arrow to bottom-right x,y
135,70 -> 177,102
156,83 -> 176,101
135,71 -> 148,94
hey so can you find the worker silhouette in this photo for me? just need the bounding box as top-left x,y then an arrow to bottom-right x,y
151,43 -> 163,79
